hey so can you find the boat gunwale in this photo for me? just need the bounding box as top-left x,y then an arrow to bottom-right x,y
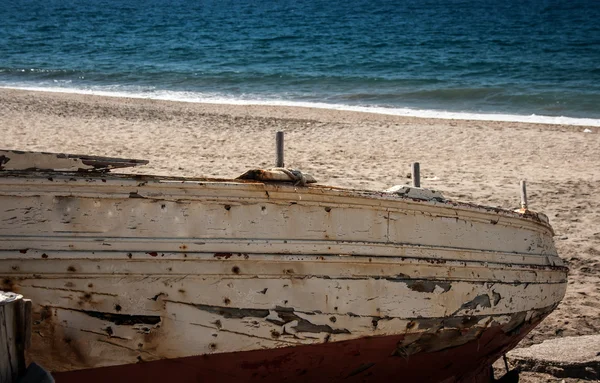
0,170 -> 554,234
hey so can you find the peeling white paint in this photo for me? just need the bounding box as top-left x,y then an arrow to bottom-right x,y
0,170 -> 567,373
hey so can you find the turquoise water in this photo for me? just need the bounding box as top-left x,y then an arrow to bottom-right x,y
1,0 -> 599,124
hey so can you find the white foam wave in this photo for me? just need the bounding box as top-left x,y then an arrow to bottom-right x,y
2,84 -> 600,127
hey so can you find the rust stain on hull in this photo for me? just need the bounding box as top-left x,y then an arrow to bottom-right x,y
51,311 -> 550,383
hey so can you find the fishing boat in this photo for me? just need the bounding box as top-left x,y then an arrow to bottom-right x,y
0,149 -> 568,382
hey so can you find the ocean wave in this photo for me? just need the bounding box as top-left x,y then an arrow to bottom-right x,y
2,84 -> 599,127
0,68 -> 79,74
254,35 -> 301,43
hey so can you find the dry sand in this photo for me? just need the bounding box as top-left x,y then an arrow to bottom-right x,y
1,88 -> 599,381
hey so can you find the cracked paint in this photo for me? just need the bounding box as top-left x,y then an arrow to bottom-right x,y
0,166 -> 567,378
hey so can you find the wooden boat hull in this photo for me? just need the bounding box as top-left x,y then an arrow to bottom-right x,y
0,171 -> 568,382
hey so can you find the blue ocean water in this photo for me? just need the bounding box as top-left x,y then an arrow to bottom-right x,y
1,0 -> 599,124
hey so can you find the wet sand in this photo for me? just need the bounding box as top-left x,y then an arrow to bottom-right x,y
1,88 -> 599,381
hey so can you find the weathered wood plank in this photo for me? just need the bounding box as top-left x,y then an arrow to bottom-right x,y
0,150 -> 148,172
22,300 -> 32,349
0,291 -> 29,383
0,306 -> 10,383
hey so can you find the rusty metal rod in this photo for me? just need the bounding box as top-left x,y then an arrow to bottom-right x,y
520,180 -> 528,210
276,131 -> 284,168
412,162 -> 420,188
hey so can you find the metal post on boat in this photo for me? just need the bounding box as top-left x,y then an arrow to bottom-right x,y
276,131 -> 285,168
520,180 -> 528,210
412,162 -> 421,188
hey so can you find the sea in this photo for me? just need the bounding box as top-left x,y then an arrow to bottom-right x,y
1,0 -> 599,126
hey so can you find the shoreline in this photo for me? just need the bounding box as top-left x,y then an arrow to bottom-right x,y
2,85 -> 600,128
2,87 -> 600,358
1,87 -> 598,185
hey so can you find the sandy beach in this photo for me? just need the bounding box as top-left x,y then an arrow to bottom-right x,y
1,88 -> 599,381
